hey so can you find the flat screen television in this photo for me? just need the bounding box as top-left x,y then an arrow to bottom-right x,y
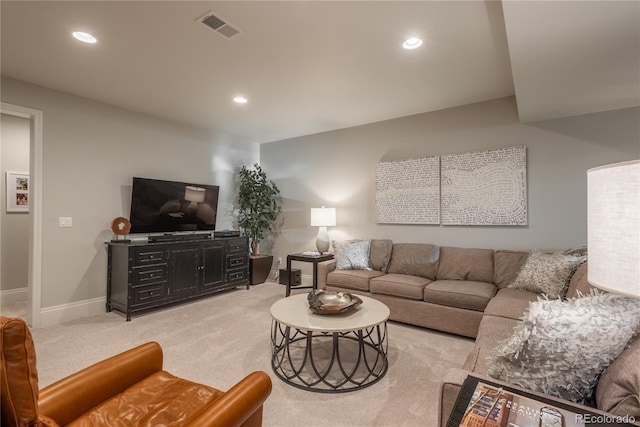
129,177 -> 219,234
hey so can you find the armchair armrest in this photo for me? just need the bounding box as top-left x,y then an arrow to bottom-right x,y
317,259 -> 336,289
185,371 -> 272,427
38,342 -> 163,426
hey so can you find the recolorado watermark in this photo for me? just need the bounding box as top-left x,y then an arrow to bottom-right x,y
576,413 -> 637,425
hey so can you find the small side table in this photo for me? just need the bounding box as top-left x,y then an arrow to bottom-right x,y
285,252 -> 334,297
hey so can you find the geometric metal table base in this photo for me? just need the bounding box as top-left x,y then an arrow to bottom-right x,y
271,320 -> 388,393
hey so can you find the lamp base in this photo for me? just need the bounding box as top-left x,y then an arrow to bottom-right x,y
315,226 -> 330,253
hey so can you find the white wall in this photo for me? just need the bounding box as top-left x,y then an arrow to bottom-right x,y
1,77 -> 259,323
260,97 -> 640,268
1,113 -> 31,291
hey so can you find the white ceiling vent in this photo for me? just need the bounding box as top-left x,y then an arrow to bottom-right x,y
197,11 -> 241,39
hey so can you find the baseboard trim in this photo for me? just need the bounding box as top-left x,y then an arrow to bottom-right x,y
0,287 -> 28,305
39,297 -> 106,328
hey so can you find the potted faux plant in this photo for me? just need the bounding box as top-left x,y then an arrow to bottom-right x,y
237,163 -> 282,284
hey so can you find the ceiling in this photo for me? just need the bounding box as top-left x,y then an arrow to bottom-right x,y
1,1 -> 638,144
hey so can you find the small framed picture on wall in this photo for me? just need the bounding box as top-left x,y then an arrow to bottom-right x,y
6,172 -> 29,213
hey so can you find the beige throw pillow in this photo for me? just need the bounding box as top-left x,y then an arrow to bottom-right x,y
509,249 -> 584,298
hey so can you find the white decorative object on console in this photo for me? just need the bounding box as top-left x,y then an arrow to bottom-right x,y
587,159 -> 640,298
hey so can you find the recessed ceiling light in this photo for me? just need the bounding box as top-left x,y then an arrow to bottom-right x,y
72,31 -> 97,44
233,96 -> 248,104
402,37 -> 423,50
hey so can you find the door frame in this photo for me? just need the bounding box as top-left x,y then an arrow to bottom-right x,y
1,102 -> 44,327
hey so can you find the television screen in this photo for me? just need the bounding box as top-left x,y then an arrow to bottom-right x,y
129,177 -> 219,234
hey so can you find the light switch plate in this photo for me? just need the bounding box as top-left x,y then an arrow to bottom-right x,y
58,217 -> 73,228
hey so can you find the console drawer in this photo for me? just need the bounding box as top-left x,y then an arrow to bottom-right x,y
132,265 -> 167,284
132,284 -> 166,305
226,239 -> 248,254
133,248 -> 167,265
227,254 -> 248,269
227,268 -> 248,283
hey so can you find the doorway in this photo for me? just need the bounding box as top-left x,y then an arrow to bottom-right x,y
0,102 -> 43,327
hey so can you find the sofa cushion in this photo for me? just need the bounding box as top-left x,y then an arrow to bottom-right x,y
493,250 -> 528,289
487,292 -> 640,404
334,239 -> 371,270
509,249 -> 585,298
369,273 -> 432,300
370,239 -> 393,272
596,336 -> 640,419
483,288 -> 539,321
423,280 -> 496,312
436,247 -> 494,283
387,243 -> 440,280
326,269 -> 385,292
66,371 -> 222,426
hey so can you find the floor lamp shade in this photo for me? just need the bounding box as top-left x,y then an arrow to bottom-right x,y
587,160 -> 640,298
311,207 -> 336,253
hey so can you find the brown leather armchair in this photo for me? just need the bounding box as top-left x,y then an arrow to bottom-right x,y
1,316 -> 272,427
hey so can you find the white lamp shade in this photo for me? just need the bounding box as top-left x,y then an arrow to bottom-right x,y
185,186 -> 206,203
587,160 -> 640,298
310,207 -> 336,227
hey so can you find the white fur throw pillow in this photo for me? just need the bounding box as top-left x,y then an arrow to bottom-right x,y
334,239 -> 371,270
509,249 -> 584,298
487,292 -> 640,403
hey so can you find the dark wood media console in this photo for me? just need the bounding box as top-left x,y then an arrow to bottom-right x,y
107,236 -> 249,320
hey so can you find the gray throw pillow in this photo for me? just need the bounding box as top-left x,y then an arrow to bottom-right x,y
333,240 -> 372,270
487,292 -> 640,404
509,249 -> 585,298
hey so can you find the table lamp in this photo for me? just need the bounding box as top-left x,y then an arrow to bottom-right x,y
587,159 -> 640,298
310,206 -> 336,253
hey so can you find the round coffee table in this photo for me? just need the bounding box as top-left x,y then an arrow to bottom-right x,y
270,293 -> 390,393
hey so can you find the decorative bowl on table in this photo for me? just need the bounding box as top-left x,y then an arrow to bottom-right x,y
307,290 -> 363,315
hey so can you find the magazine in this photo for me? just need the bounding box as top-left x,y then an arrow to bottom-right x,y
447,376 -> 636,427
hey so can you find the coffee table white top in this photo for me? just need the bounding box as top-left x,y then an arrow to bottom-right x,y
270,293 -> 390,333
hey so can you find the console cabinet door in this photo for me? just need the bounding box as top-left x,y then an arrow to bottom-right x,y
168,246 -> 200,297
201,242 -> 225,289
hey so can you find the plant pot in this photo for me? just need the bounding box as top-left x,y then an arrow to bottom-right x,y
250,255 -> 273,285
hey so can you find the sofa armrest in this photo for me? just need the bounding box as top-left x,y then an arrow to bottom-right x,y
38,342 -> 163,425
439,368 -> 470,427
185,371 -> 272,427
317,259 -> 336,289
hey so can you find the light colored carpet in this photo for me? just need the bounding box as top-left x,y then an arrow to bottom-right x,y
29,282 -> 474,427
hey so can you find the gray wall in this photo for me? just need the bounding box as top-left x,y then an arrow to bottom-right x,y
260,97 -> 640,269
1,77 -> 259,311
2,75 -> 638,322
1,113 -> 31,291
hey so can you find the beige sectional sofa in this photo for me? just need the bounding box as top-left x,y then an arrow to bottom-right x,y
318,240 -> 531,338
317,240 -> 640,425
